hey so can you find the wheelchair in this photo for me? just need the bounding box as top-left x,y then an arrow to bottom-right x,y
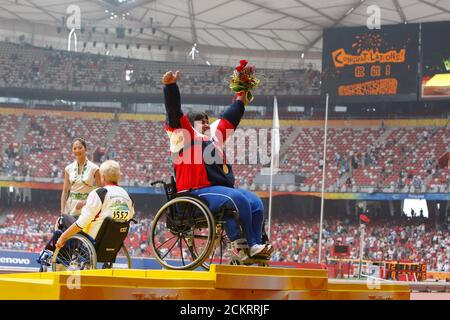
149,177 -> 271,270
42,217 -> 135,272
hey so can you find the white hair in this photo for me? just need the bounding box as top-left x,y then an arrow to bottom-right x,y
100,160 -> 121,183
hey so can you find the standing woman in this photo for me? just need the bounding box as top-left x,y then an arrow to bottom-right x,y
61,138 -> 101,216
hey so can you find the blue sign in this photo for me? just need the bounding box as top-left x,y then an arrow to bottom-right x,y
0,250 -> 41,269
0,250 -> 204,271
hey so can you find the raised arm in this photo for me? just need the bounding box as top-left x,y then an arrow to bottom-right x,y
210,92 -> 249,146
162,70 -> 195,152
162,71 -> 183,129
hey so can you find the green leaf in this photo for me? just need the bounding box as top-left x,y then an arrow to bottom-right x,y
247,91 -> 253,102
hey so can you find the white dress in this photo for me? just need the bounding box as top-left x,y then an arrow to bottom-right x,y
64,159 -> 99,216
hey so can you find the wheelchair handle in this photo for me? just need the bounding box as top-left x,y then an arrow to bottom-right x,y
151,180 -> 166,187
151,177 -> 177,201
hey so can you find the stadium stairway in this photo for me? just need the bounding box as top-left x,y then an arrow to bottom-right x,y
13,114 -> 29,144
279,126 -> 302,157
278,126 -> 302,168
349,126 -> 394,188
105,118 -> 121,146
378,126 -> 395,143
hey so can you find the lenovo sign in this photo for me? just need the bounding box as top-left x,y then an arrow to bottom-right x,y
0,257 -> 31,265
0,251 -> 40,269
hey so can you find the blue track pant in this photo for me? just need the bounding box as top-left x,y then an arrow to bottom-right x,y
190,186 -> 264,247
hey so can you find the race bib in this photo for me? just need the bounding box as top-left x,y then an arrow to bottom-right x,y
112,203 -> 130,222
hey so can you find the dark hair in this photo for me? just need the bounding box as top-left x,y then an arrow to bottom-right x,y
187,111 -> 208,127
72,138 -> 87,149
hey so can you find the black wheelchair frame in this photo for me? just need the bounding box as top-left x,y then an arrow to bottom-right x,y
50,217 -> 135,271
149,177 -> 270,270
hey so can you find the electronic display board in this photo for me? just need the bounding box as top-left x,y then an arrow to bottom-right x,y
322,24 -> 419,102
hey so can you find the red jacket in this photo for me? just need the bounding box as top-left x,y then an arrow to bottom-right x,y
164,83 -> 245,191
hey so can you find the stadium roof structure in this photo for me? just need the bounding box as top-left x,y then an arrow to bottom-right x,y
0,0 -> 449,66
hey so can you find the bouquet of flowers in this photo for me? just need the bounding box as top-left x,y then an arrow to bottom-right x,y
229,59 -> 260,104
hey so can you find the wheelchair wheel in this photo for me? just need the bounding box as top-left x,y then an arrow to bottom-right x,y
52,234 -> 97,271
181,200 -> 233,271
150,197 -> 216,270
198,223 -> 231,270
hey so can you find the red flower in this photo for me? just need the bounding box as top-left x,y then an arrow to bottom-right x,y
235,59 -> 248,72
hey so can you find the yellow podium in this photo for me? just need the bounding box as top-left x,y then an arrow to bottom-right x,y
0,265 -> 409,300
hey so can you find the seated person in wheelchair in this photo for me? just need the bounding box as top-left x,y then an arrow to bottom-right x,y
162,70 -> 273,260
38,160 -> 135,265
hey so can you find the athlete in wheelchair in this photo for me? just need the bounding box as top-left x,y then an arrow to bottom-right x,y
149,70 -> 273,270
37,160 -> 135,271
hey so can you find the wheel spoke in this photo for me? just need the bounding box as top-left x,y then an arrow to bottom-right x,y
54,237 -> 95,270
60,248 -> 72,261
155,234 -> 178,251
151,198 -> 215,270
57,249 -> 72,266
160,235 -> 179,260
179,237 -> 185,265
219,236 -> 224,264
181,235 -> 196,259
194,231 -> 209,256
77,245 -> 91,268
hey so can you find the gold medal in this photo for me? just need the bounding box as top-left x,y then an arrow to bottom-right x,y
223,164 -> 229,174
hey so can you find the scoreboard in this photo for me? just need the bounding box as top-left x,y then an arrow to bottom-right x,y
384,262 -> 427,281
322,24 -> 419,103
